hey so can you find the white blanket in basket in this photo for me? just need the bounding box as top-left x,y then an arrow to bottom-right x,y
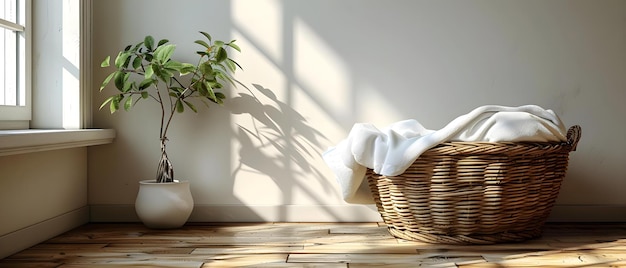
323,105 -> 567,204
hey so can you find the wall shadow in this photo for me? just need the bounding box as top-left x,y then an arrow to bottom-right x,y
226,84 -> 351,220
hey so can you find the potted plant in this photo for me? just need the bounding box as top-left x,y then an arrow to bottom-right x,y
99,32 -> 242,228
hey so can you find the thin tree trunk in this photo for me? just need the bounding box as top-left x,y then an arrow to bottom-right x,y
156,139 -> 174,182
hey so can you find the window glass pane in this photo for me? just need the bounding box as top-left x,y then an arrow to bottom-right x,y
0,0 -> 22,107
1,28 -> 17,106
18,24 -> 24,105
1,0 -> 18,24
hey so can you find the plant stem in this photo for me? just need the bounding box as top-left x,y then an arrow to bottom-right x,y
161,102 -> 177,147
156,139 -> 174,183
154,81 -> 175,183
155,85 -> 166,141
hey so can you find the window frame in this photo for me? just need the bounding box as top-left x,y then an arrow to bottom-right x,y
0,0 -> 31,129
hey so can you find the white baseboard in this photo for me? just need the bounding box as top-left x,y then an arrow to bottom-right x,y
0,206 -> 89,259
90,204 -> 626,223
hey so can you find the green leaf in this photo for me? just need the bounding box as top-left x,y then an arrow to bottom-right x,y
204,81 -> 217,101
100,72 -> 115,91
194,80 -> 209,97
123,55 -> 133,68
215,92 -> 226,100
153,64 -> 172,84
197,80 -> 209,96
141,91 -> 149,99
138,78 -> 153,90
213,69 -> 236,86
203,71 -> 216,81
175,99 -> 184,113
122,80 -> 132,92
113,71 -> 126,90
184,100 -> 198,113
132,56 -> 142,69
123,73 -> 131,89
145,64 -> 154,79
157,39 -> 169,46
161,68 -> 174,80
154,44 -> 176,63
144,35 -> 155,51
227,41 -> 241,52
99,95 -> 115,110
215,62 -> 229,72
152,64 -> 163,77
225,58 -> 236,72
199,61 -> 213,75
199,31 -> 212,42
227,58 -> 243,70
114,51 -> 131,68
124,96 -> 133,111
215,47 -> 228,62
123,45 -> 132,51
101,56 -> 110,67
214,40 -> 224,47
179,63 -> 196,75
110,95 -> 122,113
194,40 -> 210,49
205,85 -> 223,104
213,94 -> 224,104
209,81 -> 223,89
164,61 -> 184,72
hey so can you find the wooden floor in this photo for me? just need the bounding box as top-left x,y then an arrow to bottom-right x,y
1,222 -> 626,267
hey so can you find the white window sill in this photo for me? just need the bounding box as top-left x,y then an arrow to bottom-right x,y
0,129 -> 115,157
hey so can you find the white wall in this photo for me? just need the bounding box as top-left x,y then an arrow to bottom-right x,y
0,148 -> 87,235
90,0 -> 626,221
0,148 -> 89,258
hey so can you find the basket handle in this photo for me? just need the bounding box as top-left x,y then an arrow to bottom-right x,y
566,125 -> 581,151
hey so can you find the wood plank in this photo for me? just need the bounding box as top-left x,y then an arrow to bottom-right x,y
298,242 -> 421,254
191,245 -> 303,255
52,252 -> 210,266
190,236 -> 312,246
329,226 -> 390,235
460,259 -> 626,268
287,253 -> 485,265
29,243 -> 109,250
0,262 -> 60,268
60,260 -> 203,268
199,253 -> 288,267
485,251 -> 626,267
460,264 -> 626,268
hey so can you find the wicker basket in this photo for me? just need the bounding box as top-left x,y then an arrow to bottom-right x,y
367,125 -> 581,244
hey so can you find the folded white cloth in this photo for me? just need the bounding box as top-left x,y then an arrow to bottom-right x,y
323,105 -> 567,204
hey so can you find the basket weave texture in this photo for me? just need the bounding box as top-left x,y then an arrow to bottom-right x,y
367,125 -> 581,244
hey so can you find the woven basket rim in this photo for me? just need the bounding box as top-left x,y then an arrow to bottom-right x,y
424,140 -> 571,156
423,125 -> 581,156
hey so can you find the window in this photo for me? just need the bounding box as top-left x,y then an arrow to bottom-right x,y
0,0 -> 30,129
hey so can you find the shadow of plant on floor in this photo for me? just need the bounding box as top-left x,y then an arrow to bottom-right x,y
225,84 -> 341,209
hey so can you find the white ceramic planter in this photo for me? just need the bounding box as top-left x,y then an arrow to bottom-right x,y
135,180 -> 194,229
